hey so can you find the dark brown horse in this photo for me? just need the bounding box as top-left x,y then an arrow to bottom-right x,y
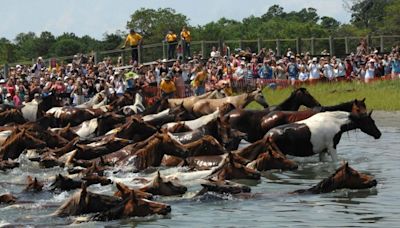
114,182 -> 153,200
24,176 -> 44,192
0,193 -> 16,204
50,174 -> 111,192
0,160 -> 19,171
246,146 -> 298,171
171,116 -> 247,151
92,191 -> 171,221
260,98 -> 367,135
208,153 -> 261,180
139,171 -> 187,196
52,124 -> 79,141
195,179 -> 251,196
227,87 -> 321,142
47,107 -> 107,127
109,92 -> 134,111
101,131 -> 188,171
0,109 -> 26,126
293,162 -> 377,194
54,184 -> 122,217
0,128 -> 47,160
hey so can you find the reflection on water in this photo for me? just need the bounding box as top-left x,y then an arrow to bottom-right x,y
0,114 -> 399,227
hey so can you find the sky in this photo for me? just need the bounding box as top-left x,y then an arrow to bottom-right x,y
0,0 -> 351,41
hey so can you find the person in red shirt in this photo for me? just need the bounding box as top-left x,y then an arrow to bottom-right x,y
345,58 -> 353,80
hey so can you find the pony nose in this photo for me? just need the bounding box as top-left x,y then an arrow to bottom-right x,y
291,163 -> 299,170
165,205 -> 172,213
371,179 -> 378,187
374,132 -> 382,139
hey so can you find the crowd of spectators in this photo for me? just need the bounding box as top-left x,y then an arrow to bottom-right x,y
1,35 -> 400,108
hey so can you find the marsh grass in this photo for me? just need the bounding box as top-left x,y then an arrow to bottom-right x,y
246,79 -> 400,111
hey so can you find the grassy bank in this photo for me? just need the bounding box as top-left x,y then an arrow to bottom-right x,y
247,79 -> 400,111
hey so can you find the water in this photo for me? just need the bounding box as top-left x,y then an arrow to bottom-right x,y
0,111 -> 399,227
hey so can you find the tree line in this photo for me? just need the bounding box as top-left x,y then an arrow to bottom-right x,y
1,0 -> 399,65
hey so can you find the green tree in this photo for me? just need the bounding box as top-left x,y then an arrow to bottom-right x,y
320,16 -> 340,31
51,39 -> 83,56
348,0 -> 391,33
126,8 -> 189,43
384,0 -> 400,34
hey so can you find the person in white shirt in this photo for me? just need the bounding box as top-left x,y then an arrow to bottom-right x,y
322,58 -> 334,80
364,59 -> 376,83
309,57 -> 321,82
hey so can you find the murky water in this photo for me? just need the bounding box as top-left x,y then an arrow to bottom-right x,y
0,112 -> 399,227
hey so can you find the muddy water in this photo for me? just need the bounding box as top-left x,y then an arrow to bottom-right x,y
0,112 -> 399,227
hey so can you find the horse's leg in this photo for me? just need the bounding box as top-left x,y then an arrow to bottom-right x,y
319,152 -> 327,162
327,147 -> 338,162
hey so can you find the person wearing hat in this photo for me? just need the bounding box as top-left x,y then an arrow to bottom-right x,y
286,55 -> 299,85
165,30 -> 178,60
258,60 -> 273,79
160,75 -> 176,99
309,57 -> 321,82
3,93 -> 15,107
31,57 -> 44,78
122,29 -> 143,64
364,59 -> 376,83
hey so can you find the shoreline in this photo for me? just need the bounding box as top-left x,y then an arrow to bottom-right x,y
246,79 -> 400,111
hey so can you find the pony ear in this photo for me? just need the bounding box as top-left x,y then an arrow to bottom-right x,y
81,183 -> 87,197
58,174 -> 64,180
157,171 -> 162,181
116,182 -> 128,194
368,110 -> 373,116
26,176 -> 33,183
362,98 -> 366,102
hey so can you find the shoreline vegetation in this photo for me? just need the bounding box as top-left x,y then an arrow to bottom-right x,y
247,79 -> 400,111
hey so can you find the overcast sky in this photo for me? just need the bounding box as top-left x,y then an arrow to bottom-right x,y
0,0 -> 351,41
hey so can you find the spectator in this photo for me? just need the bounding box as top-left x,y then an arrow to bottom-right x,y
391,53 -> 400,79
122,29 -> 143,64
31,57 -> 45,78
160,75 -> 176,99
365,59 -> 376,83
309,57 -> 321,82
165,30 -> 178,59
258,60 -> 273,79
286,56 -> 299,85
180,26 -> 191,59
3,93 -> 15,107
193,67 -> 207,95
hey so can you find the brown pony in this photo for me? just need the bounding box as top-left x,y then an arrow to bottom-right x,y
0,160 -> 19,171
24,176 -> 44,192
0,109 -> 26,126
52,124 -> 79,141
246,146 -> 298,171
105,131 -> 188,171
0,193 -> 16,204
114,116 -> 157,142
208,153 -> 261,180
0,128 -> 46,160
293,162 -> 377,194
139,171 -> 187,196
53,184 -> 122,217
114,182 -> 153,200
92,191 -> 171,221
234,138 -> 269,161
195,179 -> 251,196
